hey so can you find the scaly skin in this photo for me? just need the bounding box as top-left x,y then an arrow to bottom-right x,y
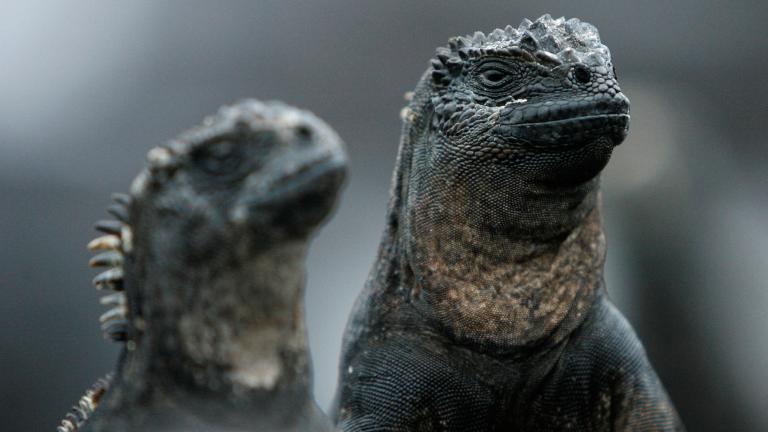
59,100 -> 346,432
334,15 -> 683,431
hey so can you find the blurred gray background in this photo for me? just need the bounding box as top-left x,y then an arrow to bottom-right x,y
1,1 -> 765,430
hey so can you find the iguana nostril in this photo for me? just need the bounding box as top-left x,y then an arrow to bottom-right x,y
296,124 -> 314,141
573,64 -> 591,84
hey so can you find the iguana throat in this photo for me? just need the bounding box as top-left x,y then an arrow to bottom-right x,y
125,240 -> 311,397
405,183 -> 605,350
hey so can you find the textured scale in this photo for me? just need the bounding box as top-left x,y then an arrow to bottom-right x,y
334,15 -> 684,431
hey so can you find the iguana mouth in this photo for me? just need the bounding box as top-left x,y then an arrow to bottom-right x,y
244,155 -> 347,208
495,91 -> 630,147
269,156 -> 345,198
232,154 -> 346,235
496,112 -> 629,149
510,113 -> 629,128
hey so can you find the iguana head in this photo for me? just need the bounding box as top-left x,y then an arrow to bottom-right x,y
397,15 -> 630,244
88,100 -> 346,414
129,99 -> 346,262
423,14 -> 629,187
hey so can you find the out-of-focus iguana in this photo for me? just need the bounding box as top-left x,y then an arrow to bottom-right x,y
57,100 -> 347,432
334,15 -> 684,431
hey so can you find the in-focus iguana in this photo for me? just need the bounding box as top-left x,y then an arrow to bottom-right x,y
334,15 -> 684,431
58,100 -> 347,432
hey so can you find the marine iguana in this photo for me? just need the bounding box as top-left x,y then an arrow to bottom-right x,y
334,15 -> 684,431
57,100 -> 347,432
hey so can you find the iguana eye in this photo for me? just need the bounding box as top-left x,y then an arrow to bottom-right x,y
572,64 -> 592,84
482,69 -> 506,83
477,65 -> 514,89
469,60 -> 524,97
194,139 -> 243,176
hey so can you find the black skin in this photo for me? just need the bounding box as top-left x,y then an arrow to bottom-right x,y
334,16 -> 684,431
67,100 -> 346,432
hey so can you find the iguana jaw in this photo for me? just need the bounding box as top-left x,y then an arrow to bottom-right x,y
253,155 -> 346,203
232,154 -> 347,237
493,91 -> 630,154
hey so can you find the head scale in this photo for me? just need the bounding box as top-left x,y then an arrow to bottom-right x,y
407,14 -> 630,189
431,14 -> 612,87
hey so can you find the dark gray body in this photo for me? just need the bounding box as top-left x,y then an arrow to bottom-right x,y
334,16 -> 683,431
338,290 -> 677,430
60,100 -> 346,432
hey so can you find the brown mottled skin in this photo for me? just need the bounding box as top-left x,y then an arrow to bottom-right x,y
333,16 -> 684,431
59,100 -> 346,432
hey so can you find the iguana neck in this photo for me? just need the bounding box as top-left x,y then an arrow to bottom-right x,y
402,169 -> 605,351
117,241 -> 312,408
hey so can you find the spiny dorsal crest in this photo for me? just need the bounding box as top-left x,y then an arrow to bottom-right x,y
89,193 -> 132,344
56,374 -> 112,432
431,14 -> 611,86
